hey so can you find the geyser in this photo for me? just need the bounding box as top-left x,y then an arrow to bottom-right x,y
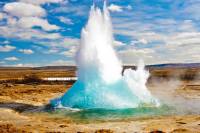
51,3 -> 159,109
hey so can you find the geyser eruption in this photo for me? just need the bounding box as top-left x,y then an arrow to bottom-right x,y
51,4 -> 159,109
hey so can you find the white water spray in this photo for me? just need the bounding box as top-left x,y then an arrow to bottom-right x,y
51,4 -> 159,109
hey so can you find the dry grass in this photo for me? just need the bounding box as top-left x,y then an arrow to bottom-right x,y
0,69 -> 75,80
149,68 -> 200,81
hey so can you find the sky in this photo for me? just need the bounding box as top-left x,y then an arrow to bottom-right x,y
0,0 -> 200,67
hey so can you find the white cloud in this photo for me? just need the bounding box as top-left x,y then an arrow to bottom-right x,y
19,49 -> 34,54
14,63 -> 36,67
45,48 -> 59,54
0,13 -> 4,20
1,1 -> 61,43
0,45 -> 16,52
63,38 -> 79,45
118,48 -> 155,65
0,63 -> 39,67
61,51 -> 73,57
60,46 -> 76,57
138,39 -> 148,45
3,2 -> 46,17
181,1 -> 200,20
39,37 -> 79,55
52,5 -> 88,16
0,26 -> 61,40
130,39 -> 148,45
49,59 -> 75,66
6,16 -> 17,25
0,61 -> 5,64
114,40 -> 126,47
117,31 -> 200,64
2,40 -> 10,44
37,37 -> 79,50
15,64 -> 25,67
111,15 -> 200,64
126,5 -> 132,10
58,16 -> 74,25
19,0 -> 63,5
113,16 -> 200,47
108,4 -> 123,12
17,17 -> 59,31
4,56 -> 19,61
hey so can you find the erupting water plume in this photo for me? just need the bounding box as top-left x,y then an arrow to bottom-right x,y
51,3 -> 159,109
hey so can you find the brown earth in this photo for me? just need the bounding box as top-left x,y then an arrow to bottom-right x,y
0,69 -> 75,80
0,68 -> 200,133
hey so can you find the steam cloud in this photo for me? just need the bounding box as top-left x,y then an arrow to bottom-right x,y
51,3 -> 159,109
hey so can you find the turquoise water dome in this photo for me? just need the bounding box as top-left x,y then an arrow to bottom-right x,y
51,3 -> 159,109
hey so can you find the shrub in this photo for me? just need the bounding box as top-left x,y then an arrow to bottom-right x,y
22,74 -> 42,84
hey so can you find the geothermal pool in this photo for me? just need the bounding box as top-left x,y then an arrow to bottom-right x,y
46,105 -> 175,122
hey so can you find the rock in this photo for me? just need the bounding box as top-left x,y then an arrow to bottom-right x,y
170,128 -> 189,133
59,124 -> 68,128
149,130 -> 166,133
0,123 -> 25,133
176,121 -> 186,124
3,83 -> 14,88
95,129 -> 114,133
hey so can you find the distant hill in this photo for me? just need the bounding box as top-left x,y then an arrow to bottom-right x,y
147,63 -> 200,68
0,67 -> 31,70
0,66 -> 76,70
0,63 -> 200,70
124,63 -> 200,69
33,66 -> 76,70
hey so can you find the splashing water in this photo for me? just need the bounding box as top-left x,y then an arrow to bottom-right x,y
51,4 -> 159,109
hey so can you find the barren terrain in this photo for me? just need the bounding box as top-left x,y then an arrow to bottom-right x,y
0,66 -> 200,133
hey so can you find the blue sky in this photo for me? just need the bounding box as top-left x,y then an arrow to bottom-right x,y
0,0 -> 200,66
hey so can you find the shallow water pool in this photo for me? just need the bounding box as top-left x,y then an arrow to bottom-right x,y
45,105 -> 175,123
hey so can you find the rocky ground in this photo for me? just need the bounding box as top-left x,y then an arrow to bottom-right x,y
0,81 -> 200,133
